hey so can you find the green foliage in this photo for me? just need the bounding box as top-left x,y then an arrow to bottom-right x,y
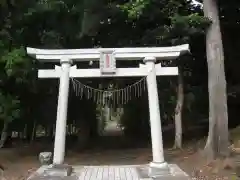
0,93 -> 20,123
157,13 -> 211,45
117,0 -> 210,47
0,0 -> 237,139
170,14 -> 211,35
1,47 -> 27,77
119,0 -> 150,19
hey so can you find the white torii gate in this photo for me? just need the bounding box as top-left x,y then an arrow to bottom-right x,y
26,44 -> 189,171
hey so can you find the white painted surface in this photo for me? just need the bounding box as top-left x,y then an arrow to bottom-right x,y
78,165 -> 139,180
26,44 -> 189,62
144,57 -> 165,165
53,59 -> 72,164
38,66 -> 178,78
34,52 -> 181,61
27,164 -> 189,180
26,44 -> 190,169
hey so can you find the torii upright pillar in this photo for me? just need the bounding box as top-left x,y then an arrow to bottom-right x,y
53,58 -> 72,164
144,57 -> 166,169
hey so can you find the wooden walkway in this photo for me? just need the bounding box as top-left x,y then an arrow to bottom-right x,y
28,164 -> 190,180
78,166 -> 139,180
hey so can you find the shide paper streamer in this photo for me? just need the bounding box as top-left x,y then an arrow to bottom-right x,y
71,77 -> 147,107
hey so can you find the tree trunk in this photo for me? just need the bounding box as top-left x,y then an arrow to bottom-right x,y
174,71 -> 184,149
26,120 -> 34,142
0,121 -> 9,148
31,120 -> 36,142
23,124 -> 27,139
49,124 -> 54,139
203,0 -> 229,159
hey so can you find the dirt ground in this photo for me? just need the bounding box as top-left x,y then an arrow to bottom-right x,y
0,139 -> 238,180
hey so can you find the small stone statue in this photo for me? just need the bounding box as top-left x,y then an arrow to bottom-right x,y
39,152 -> 52,165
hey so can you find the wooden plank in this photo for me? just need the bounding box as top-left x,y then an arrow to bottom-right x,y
96,166 -> 103,180
115,166 -> 121,180
78,166 -> 140,180
102,166 -> 109,180
78,167 -> 88,180
121,167 -> 127,180
84,166 -> 92,180
130,167 -> 139,179
109,166 -> 115,180
90,166 -> 99,180
125,167 -> 133,180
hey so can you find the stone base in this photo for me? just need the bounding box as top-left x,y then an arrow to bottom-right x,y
27,164 -> 78,180
43,164 -> 73,176
28,175 -> 79,180
136,164 -> 190,180
148,166 -> 171,177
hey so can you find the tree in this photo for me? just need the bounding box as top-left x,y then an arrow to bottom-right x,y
203,0 -> 229,159
0,93 -> 20,148
174,69 -> 184,149
118,0 -> 211,149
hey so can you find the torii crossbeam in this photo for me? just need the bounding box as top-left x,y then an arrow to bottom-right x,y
26,44 -> 189,177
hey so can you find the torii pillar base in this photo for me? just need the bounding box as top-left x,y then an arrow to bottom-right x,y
137,164 -> 190,180
148,162 -> 170,177
43,164 -> 73,176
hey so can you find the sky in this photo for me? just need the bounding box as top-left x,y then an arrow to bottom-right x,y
190,0 -> 203,8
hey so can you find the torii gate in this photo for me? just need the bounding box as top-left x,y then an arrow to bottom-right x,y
26,44 -> 189,173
